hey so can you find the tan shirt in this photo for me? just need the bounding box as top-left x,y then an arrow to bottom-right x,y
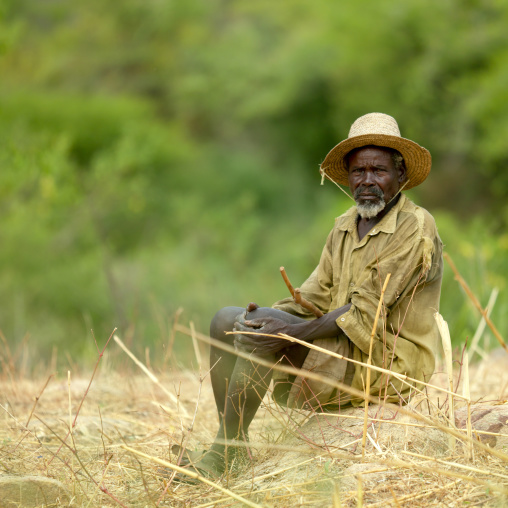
272,194 -> 443,406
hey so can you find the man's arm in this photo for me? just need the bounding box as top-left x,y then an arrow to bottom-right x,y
284,304 -> 351,341
233,304 -> 351,356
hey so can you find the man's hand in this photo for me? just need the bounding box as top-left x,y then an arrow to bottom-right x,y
233,317 -> 293,356
245,302 -> 260,314
233,302 -> 352,355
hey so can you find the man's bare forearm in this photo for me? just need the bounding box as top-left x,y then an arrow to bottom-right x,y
286,304 -> 352,342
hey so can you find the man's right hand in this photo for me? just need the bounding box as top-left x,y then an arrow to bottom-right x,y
233,316 -> 293,355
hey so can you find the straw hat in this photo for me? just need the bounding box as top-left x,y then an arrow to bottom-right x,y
320,113 -> 431,190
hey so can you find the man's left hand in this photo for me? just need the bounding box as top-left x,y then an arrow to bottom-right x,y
233,317 -> 294,355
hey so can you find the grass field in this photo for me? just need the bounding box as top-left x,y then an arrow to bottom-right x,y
1,323 -> 508,507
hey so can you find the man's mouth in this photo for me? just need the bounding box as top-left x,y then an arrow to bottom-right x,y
354,186 -> 384,202
358,194 -> 380,200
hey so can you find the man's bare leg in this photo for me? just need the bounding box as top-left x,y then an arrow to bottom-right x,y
195,306 -> 308,477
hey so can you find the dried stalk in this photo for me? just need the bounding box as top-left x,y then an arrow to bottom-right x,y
49,328 -> 117,465
314,412 -> 508,438
469,287 -> 498,362
362,273 -> 391,458
165,306 -> 183,365
85,459 -> 113,508
190,320 -> 202,370
24,373 -> 54,428
235,328 -> 467,401
235,454 -> 327,487
67,370 -> 75,476
121,445 -> 262,508
444,252 -> 508,353
176,323 -> 508,463
357,473 -> 363,507
280,266 -> 324,318
195,477 -> 339,508
367,480 -> 460,508
401,450 -> 508,480
388,486 -> 402,507
462,352 -> 473,461
36,415 -> 126,507
114,334 -> 189,418
435,312 -> 456,452
333,482 -> 342,508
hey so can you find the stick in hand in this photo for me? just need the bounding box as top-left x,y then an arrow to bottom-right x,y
279,267 -> 323,318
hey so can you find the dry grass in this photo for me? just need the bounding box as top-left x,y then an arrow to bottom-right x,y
1,323 -> 508,508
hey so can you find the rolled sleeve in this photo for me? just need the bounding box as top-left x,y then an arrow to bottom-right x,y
335,305 -> 372,353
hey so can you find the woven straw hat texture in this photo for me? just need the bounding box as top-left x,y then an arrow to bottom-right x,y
320,113 -> 431,190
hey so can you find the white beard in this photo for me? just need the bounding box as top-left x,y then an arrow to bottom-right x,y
356,198 -> 386,219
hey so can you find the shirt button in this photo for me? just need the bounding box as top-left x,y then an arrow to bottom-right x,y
340,318 -> 345,322
350,282 -> 354,287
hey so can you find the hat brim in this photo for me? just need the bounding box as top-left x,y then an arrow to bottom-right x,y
320,134 -> 431,190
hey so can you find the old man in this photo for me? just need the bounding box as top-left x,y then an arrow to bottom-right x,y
183,112 -> 443,479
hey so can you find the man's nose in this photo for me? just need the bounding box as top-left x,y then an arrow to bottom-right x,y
362,170 -> 375,185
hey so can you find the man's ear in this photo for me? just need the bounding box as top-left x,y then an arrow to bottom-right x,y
398,165 -> 407,183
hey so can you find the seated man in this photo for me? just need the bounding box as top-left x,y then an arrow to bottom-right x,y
187,112 -> 443,479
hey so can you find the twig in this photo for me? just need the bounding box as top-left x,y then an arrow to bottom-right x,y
280,266 -> 296,297
444,252 -> 508,353
362,273 -> 391,458
280,267 -> 324,318
121,445 -> 263,508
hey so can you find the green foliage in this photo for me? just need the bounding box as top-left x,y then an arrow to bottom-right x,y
0,0 -> 507,365
437,211 -> 508,350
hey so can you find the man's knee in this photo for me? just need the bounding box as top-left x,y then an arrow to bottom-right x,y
246,307 -> 304,325
210,305 -> 304,340
210,306 -> 244,339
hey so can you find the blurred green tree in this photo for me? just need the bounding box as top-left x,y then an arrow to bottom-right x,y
0,0 -> 507,364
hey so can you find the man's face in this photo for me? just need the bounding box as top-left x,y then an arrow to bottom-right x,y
347,146 -> 405,219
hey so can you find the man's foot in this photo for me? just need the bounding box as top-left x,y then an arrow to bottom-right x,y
167,441 -> 251,484
171,444 -> 207,466
155,453 -> 217,483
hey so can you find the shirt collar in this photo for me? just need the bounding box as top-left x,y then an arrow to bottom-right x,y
336,194 -> 407,235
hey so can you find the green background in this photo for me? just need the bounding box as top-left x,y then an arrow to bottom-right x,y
1,0 -> 507,369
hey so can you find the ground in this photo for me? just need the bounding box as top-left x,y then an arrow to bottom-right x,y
1,343 -> 508,507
